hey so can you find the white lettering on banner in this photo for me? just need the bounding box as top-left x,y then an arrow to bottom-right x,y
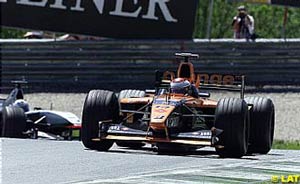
93,0 -> 105,14
71,0 -> 84,11
17,0 -> 84,11
14,0 -> 178,23
50,0 -> 67,9
143,0 -> 178,22
110,0 -> 142,18
17,0 -> 47,7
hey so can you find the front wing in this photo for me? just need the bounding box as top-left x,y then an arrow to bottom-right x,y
91,124 -> 222,146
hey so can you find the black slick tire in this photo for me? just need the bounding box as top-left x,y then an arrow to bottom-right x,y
81,90 -> 119,151
2,106 -> 27,138
245,97 -> 275,154
214,98 -> 249,158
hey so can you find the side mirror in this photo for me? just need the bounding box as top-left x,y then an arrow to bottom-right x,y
198,92 -> 210,98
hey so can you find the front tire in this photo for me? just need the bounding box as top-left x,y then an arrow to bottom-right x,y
214,98 -> 249,158
81,90 -> 119,151
245,97 -> 275,154
2,106 -> 27,138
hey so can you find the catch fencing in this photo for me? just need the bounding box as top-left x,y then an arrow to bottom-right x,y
1,39 -> 300,92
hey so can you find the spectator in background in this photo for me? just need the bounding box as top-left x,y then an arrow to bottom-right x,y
232,6 -> 255,41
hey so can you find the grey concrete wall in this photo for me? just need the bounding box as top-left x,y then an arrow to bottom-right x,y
1,39 -> 300,92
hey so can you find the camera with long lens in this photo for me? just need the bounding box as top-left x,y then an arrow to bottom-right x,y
238,12 -> 246,19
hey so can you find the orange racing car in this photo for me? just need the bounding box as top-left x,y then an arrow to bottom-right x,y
81,53 -> 275,158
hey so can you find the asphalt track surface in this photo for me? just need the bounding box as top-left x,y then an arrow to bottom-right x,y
2,138 -> 300,184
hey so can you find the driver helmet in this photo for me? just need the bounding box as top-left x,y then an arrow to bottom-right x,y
13,99 -> 29,112
170,78 -> 191,94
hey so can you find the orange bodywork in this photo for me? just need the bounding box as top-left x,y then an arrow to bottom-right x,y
120,97 -> 153,104
150,104 -> 175,129
121,94 -> 217,131
177,61 -> 195,83
116,59 -> 219,144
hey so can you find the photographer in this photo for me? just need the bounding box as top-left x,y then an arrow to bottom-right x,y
232,6 -> 255,40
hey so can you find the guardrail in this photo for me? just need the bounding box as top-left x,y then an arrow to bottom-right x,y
1,39 -> 300,92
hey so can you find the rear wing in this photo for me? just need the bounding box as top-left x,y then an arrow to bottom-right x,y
2,80 -> 28,106
196,73 -> 245,99
155,71 -> 245,99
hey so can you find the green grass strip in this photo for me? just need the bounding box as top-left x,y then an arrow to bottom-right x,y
272,140 -> 300,150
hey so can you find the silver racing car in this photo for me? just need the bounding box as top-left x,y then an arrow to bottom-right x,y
0,81 -> 81,140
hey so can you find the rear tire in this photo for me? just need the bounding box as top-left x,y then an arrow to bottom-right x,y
118,89 -> 146,100
214,98 -> 249,158
245,97 -> 275,154
81,90 -> 119,151
2,106 -> 27,138
116,89 -> 146,149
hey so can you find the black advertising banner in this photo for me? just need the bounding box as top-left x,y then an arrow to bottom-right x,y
227,0 -> 300,7
271,0 -> 300,7
0,0 -> 199,39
